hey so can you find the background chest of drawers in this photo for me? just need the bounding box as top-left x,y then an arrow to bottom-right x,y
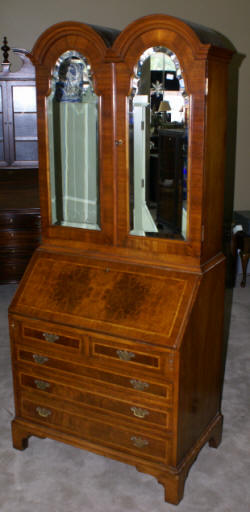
0,169 -> 40,283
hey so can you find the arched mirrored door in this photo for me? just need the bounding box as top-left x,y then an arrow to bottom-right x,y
47,50 -> 100,230
128,47 -> 189,239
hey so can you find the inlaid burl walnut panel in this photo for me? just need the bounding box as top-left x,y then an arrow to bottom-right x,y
12,251 -> 198,347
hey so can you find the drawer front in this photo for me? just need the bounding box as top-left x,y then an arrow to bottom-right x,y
21,397 -> 170,463
16,347 -> 172,402
21,324 -> 81,351
14,319 -> 174,378
89,336 -> 173,376
0,230 -> 40,247
0,260 -> 28,283
0,247 -> 34,260
0,211 -> 41,229
19,372 -> 172,430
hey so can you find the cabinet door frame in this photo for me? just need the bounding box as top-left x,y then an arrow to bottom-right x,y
113,15 -> 209,262
6,79 -> 38,168
0,81 -> 11,166
33,22 -> 116,247
0,47 -> 39,169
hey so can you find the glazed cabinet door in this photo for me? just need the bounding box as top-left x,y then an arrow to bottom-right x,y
32,23 -> 117,246
113,15 -> 208,262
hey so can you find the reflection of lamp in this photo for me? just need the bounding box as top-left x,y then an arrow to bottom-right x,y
158,100 -> 171,112
158,100 -> 171,122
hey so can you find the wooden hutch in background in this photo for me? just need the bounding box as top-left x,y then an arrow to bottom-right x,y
0,38 -> 40,284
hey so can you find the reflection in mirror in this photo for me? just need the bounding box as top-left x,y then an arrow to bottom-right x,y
129,47 -> 189,239
47,51 -> 100,229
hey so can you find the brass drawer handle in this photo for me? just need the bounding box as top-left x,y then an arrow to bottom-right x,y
33,354 -> 48,365
42,332 -> 59,343
116,350 -> 135,362
34,379 -> 50,390
36,406 -> 51,418
130,406 -> 149,419
131,436 -> 149,449
130,379 -> 149,391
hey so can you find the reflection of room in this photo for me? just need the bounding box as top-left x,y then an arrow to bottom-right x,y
47,51 -> 100,230
129,48 -> 188,240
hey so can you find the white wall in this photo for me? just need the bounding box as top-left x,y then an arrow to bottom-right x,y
2,0 -> 249,210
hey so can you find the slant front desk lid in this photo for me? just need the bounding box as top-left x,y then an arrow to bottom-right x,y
11,250 -> 200,348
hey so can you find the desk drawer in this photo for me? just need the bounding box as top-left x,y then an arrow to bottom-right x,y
21,397 -> 170,463
0,260 -> 28,283
88,335 -> 173,376
12,318 -> 175,378
0,230 -> 40,247
11,318 -> 84,357
21,324 -> 81,351
19,372 -> 172,430
0,211 -> 40,229
16,347 -> 172,402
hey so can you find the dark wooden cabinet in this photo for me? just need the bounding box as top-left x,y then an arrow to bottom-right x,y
0,47 -> 40,283
0,169 -> 41,283
8,16 -> 232,504
0,48 -> 38,168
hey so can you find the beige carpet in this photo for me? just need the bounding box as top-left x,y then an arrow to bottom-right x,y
0,281 -> 249,511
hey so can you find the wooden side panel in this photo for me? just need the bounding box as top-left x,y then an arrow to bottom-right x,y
177,258 -> 226,462
202,52 -> 231,263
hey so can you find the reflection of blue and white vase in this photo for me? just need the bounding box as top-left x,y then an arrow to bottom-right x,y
55,57 -> 88,102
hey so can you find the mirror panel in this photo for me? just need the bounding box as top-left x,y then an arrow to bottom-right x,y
47,51 -> 100,230
129,47 -> 189,239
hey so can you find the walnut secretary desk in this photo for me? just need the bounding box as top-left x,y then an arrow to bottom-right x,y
8,15 -> 232,504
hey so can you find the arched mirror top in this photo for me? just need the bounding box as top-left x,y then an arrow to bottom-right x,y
50,50 -> 96,102
131,46 -> 186,96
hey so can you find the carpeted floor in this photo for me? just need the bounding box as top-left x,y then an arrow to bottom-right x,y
0,281 -> 249,511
